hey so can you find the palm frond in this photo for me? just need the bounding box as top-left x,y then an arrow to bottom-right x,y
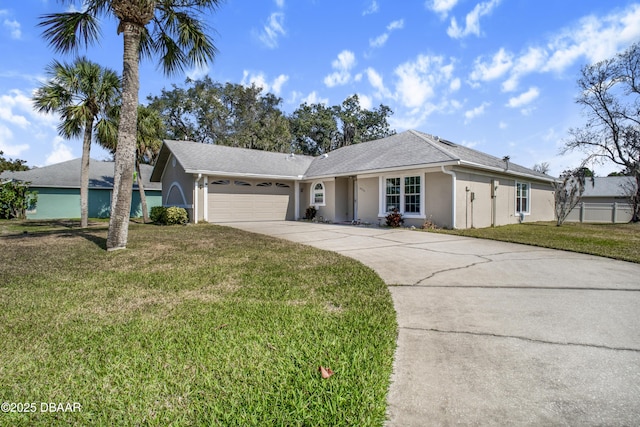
38,12 -> 101,53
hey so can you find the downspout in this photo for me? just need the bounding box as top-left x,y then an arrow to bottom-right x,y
294,181 -> 300,220
203,175 -> 208,222
441,166 -> 457,229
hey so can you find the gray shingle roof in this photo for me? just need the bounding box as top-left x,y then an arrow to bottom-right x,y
151,130 -> 554,183
582,176 -> 637,198
305,130 -> 553,181
151,140 -> 315,181
0,158 -> 161,190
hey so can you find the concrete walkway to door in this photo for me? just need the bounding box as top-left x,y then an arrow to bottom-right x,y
224,221 -> 640,426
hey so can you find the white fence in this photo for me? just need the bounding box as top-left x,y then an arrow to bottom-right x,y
565,202 -> 634,224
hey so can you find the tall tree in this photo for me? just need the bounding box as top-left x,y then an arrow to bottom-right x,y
33,57 -> 120,228
98,104 -> 164,223
40,0 -> 222,250
290,95 -> 395,155
147,78 -> 291,151
564,42 -> 640,222
553,167 -> 594,226
288,103 -> 337,155
0,151 -> 29,173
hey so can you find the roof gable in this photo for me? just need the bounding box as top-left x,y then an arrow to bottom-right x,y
151,140 -> 315,181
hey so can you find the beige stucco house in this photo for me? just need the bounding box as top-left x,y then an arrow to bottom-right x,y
150,130 -> 556,229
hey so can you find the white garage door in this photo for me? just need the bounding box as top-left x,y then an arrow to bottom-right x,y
208,179 -> 293,222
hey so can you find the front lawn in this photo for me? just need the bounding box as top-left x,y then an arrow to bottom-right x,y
432,221 -> 640,263
0,221 -> 397,426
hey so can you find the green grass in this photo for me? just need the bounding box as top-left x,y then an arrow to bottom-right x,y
0,221 -> 397,426
431,221 -> 640,263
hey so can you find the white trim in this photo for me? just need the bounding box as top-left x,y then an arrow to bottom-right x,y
308,162 -> 459,181
184,169 -> 304,180
194,175 -> 200,224
377,173 -> 426,219
515,180 -> 531,215
310,181 -> 326,207
294,181 -> 300,219
203,175 -> 208,222
441,166 -> 457,229
165,181 -> 187,207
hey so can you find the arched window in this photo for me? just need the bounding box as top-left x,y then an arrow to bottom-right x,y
311,182 -> 325,206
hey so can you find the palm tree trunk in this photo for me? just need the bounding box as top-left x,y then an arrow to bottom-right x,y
107,22 -> 141,251
80,120 -> 92,228
136,160 -> 149,223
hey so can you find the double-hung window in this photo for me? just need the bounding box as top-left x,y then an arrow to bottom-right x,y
516,181 -> 530,214
382,175 -> 423,217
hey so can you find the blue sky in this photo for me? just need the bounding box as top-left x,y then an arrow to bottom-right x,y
1,0 -> 639,176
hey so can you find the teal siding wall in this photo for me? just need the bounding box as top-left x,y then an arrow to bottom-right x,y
27,187 -> 162,219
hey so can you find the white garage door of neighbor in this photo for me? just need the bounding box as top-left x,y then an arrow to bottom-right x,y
208,181 -> 292,222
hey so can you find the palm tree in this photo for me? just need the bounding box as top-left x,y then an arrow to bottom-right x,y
33,57 -> 121,228
97,104 -> 164,223
39,0 -> 222,250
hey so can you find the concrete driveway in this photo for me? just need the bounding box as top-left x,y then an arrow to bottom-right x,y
224,221 -> 640,426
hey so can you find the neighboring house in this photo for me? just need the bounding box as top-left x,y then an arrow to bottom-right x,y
566,176 -> 637,223
151,130 -> 556,229
0,158 -> 162,220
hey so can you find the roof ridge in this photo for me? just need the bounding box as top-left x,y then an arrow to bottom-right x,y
408,129 -> 459,161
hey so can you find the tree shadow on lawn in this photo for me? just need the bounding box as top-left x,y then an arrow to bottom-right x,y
2,222 -> 108,250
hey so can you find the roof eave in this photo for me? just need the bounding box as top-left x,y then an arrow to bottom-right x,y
185,169 -> 305,180
459,160 -> 558,182
303,160 -> 461,180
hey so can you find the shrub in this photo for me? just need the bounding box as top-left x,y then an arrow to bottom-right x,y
150,206 -> 189,225
305,206 -> 317,220
385,209 -> 404,227
0,180 -> 37,219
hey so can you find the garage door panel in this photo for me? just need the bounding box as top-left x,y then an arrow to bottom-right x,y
208,192 -> 292,222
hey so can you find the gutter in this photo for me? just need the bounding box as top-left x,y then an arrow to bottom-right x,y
441,165 -> 457,229
459,160 -> 558,183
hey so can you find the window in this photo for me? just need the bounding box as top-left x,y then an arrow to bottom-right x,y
383,175 -> 422,216
234,180 -> 251,186
404,176 -> 421,214
275,182 -> 290,188
257,182 -> 272,187
385,178 -> 400,211
311,182 -> 325,206
516,182 -> 530,213
211,179 -> 230,185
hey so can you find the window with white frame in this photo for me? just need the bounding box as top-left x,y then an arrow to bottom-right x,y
311,182 -> 325,206
385,178 -> 400,211
382,175 -> 423,216
516,181 -> 530,213
404,176 -> 421,213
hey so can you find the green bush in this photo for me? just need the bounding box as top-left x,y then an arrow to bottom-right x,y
150,206 -> 188,225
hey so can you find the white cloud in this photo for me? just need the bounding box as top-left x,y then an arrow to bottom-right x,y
449,77 -> 461,91
470,48 -> 513,82
499,121 -> 508,129
369,19 -> 404,49
324,50 -> 356,87
0,124 -> 29,156
358,93 -> 373,110
394,54 -> 456,109
426,0 -> 459,18
3,18 -> 21,39
543,4 -> 640,73
366,67 -> 392,98
464,102 -> 490,121
502,47 -> 547,92
0,90 -> 34,128
275,0 -> 285,7
363,1 -> 379,15
301,91 -> 329,106
241,71 -> 289,95
45,136 -> 74,165
506,87 -> 540,108
447,0 -> 501,39
186,64 -> 210,81
258,12 -> 286,49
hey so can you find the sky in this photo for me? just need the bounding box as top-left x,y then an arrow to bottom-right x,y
1,0 -> 639,176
